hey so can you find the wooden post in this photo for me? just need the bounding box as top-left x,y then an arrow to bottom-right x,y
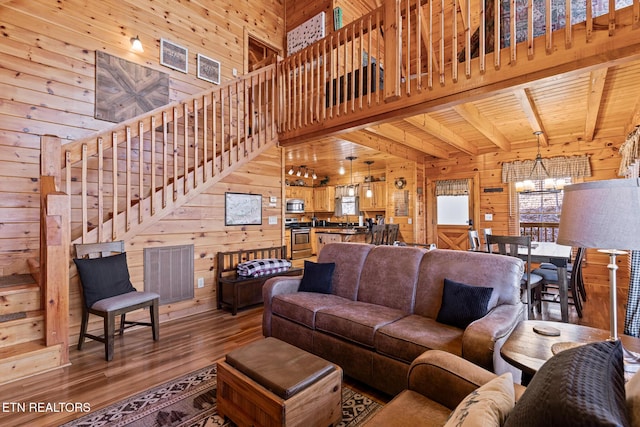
384,0 -> 401,101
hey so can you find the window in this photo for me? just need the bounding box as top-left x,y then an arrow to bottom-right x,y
517,178 -> 571,242
437,195 -> 469,226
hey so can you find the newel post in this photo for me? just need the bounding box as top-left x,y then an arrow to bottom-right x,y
40,135 -> 70,364
383,0 -> 402,101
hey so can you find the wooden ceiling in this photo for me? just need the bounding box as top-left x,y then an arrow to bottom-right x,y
284,49 -> 640,180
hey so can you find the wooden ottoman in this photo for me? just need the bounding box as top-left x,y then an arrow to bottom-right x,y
217,337 -> 343,427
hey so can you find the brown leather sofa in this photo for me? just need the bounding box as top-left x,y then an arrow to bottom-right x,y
262,242 -> 525,395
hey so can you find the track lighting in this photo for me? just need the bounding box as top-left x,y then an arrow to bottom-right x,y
288,167 -> 294,175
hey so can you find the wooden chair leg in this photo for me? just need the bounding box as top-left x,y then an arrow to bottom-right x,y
119,313 -> 126,335
105,312 -> 116,362
151,300 -> 159,341
77,309 -> 89,350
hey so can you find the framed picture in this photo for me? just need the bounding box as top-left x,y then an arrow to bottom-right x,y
160,38 -> 188,73
225,192 -> 262,226
197,54 -> 221,84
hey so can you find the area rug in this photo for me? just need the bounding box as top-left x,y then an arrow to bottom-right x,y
61,364 -> 382,427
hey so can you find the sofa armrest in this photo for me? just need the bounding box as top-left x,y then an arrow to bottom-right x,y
461,302 -> 525,371
407,350 -> 500,410
261,275 -> 302,336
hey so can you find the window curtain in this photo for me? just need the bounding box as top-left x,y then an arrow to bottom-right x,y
334,184 -> 359,217
501,155 -> 591,183
435,179 -> 469,196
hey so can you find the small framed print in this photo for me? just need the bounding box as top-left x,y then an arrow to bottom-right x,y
197,54 -> 221,84
160,38 -> 188,73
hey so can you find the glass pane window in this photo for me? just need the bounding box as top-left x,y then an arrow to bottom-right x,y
437,195 -> 469,225
518,178 -> 571,242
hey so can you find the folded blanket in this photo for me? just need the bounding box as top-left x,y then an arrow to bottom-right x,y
237,258 -> 292,277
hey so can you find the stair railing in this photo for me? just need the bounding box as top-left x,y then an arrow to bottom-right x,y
61,65 -> 277,244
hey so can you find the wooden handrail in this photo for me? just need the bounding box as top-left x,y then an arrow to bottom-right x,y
62,65 -> 277,245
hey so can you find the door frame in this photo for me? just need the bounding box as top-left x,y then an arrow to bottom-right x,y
426,172 -> 480,249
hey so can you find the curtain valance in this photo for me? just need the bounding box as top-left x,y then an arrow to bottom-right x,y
501,155 -> 591,183
435,179 -> 469,196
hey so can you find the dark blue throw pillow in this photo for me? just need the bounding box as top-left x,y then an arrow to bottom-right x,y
74,252 -> 136,308
436,278 -> 493,329
298,260 -> 336,294
504,340 -> 628,427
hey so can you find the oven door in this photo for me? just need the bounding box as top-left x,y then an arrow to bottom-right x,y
291,228 -> 312,259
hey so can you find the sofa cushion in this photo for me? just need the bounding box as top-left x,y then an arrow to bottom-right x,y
272,293 -> 352,329
445,372 -> 515,427
298,260 -> 335,294
504,340 -> 628,427
315,301 -> 408,348
357,245 -> 425,312
375,315 -> 463,363
317,243 -> 374,300
436,278 -> 493,329
414,250 -> 523,319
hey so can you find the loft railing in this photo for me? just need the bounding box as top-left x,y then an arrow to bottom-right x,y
277,0 -> 640,142
520,221 -> 559,242
60,65 -> 277,244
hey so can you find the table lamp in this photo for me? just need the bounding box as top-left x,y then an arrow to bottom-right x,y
557,178 -> 640,369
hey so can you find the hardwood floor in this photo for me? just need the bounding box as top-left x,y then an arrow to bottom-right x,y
0,260 -> 613,426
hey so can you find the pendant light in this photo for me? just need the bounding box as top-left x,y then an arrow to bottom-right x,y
530,131 -> 550,178
346,156 -> 357,196
364,160 -> 374,198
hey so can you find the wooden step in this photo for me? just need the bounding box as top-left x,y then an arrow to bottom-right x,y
0,282 -> 41,316
0,341 -> 65,386
0,310 -> 44,348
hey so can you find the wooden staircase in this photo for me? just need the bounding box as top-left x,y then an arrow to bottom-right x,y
0,64 -> 278,385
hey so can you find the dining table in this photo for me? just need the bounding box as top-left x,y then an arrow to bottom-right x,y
475,240 -> 573,322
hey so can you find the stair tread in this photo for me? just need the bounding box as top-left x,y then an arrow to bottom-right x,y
0,282 -> 40,295
0,274 -> 35,288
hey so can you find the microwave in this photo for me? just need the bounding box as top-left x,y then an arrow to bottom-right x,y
286,198 -> 305,213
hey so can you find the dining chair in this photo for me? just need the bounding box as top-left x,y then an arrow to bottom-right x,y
386,224 -> 400,245
468,230 -> 480,251
537,247 -> 587,302
486,234 -> 544,315
533,247 -> 586,318
482,228 -> 493,252
370,224 -> 387,245
74,240 -> 160,361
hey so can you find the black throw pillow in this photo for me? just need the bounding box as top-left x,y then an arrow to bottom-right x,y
298,260 -> 336,294
436,278 -> 493,329
504,340 -> 629,427
74,252 -> 136,308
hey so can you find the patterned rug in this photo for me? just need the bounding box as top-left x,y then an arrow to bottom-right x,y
61,364 -> 382,427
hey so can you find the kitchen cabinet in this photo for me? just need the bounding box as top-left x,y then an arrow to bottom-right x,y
316,233 -> 342,255
285,229 -> 292,259
286,186 -> 313,210
310,228 -> 317,255
313,186 -> 335,212
359,181 -> 387,210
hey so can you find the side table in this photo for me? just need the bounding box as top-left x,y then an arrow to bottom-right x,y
501,320 -> 640,385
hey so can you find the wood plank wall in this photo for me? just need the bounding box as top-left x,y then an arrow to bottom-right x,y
0,0 -> 285,278
425,135 -> 630,300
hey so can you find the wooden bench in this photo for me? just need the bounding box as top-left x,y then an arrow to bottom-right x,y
217,246 -> 303,315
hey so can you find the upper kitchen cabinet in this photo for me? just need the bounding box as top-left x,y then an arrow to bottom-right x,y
286,186 -> 314,209
313,186 -> 335,212
359,181 -> 386,211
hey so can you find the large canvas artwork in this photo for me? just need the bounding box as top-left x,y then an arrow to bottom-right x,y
287,12 -> 325,56
95,52 -> 169,123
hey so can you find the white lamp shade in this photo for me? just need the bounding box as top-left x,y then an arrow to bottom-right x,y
557,178 -> 640,250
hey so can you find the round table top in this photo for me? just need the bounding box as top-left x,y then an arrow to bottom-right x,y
500,320 -> 640,376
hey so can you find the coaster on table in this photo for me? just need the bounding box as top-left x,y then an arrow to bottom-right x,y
533,325 -> 561,336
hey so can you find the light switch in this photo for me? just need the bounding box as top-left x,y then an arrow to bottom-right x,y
485,213 -> 493,221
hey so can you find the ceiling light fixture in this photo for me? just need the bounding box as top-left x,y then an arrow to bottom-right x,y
516,131 -> 563,193
130,35 -> 144,52
312,170 -> 317,180
296,168 -> 302,177
288,167 -> 294,175
339,165 -> 345,175
346,156 -> 357,196
364,160 -> 374,198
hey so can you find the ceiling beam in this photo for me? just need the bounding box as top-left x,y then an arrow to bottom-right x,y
340,131 -> 425,163
513,88 -> 549,146
403,114 -> 478,155
365,123 -> 449,158
453,104 -> 511,151
584,68 -> 608,141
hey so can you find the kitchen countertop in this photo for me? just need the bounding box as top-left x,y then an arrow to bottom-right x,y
314,227 -> 369,235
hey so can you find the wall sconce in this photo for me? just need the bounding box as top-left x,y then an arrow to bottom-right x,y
130,35 -> 144,52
